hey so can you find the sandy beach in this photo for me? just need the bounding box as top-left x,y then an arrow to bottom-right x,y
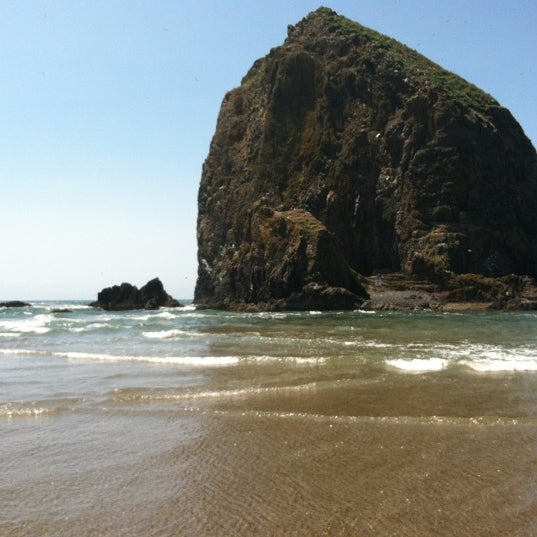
4,367 -> 537,537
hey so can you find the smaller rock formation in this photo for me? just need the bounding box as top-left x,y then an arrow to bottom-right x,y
0,301 -> 31,307
90,278 -> 183,311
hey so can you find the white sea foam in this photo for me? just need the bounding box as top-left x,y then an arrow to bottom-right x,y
72,322 -> 113,332
0,404 -> 57,419
142,329 -> 200,339
386,357 -> 448,373
0,314 -> 51,334
384,342 -> 537,373
134,311 -> 176,322
157,356 -> 240,366
342,340 -> 395,348
248,355 -> 327,365
444,343 -> 537,372
0,347 -> 323,367
113,381 -> 320,403
178,311 -> 208,318
257,312 -> 290,320
153,311 -> 176,319
182,408 -> 529,427
131,307 -> 195,321
47,303 -> 91,311
462,358 -> 537,372
62,351 -> 239,366
0,348 -> 53,357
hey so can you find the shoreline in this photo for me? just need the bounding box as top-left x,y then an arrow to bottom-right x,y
195,272 -> 537,313
362,272 -> 537,312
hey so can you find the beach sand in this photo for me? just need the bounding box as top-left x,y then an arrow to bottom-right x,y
4,369 -> 536,536
165,371 -> 537,536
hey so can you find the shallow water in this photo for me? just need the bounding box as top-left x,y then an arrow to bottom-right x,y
2,302 -> 537,535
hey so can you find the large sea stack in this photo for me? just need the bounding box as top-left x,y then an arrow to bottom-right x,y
195,8 -> 537,311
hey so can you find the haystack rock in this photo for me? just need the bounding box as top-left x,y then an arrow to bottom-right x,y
195,8 -> 537,311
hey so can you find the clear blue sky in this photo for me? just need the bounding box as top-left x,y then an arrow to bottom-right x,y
1,1 -> 535,300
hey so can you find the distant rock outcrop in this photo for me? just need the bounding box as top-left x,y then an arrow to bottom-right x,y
0,301 -> 31,308
195,8 -> 537,311
91,278 -> 183,311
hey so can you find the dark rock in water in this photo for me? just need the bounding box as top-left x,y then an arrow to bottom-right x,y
0,301 -> 31,308
195,8 -> 537,311
90,278 -> 183,311
138,277 -> 182,310
51,308 -> 72,313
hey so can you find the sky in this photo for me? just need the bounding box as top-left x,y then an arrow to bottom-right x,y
1,0 -> 536,300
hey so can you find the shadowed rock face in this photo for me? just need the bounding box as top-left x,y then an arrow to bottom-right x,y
91,278 -> 182,311
195,7 -> 537,311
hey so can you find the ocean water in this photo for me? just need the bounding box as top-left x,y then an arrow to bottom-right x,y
2,301 -> 537,536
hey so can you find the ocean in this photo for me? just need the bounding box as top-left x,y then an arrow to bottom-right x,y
2,301 -> 537,536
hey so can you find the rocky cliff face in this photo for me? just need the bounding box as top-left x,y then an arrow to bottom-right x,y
196,7 -> 537,310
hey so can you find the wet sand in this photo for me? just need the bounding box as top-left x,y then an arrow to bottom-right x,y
172,370 -> 537,536
3,369 -> 537,536
170,413 -> 537,536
